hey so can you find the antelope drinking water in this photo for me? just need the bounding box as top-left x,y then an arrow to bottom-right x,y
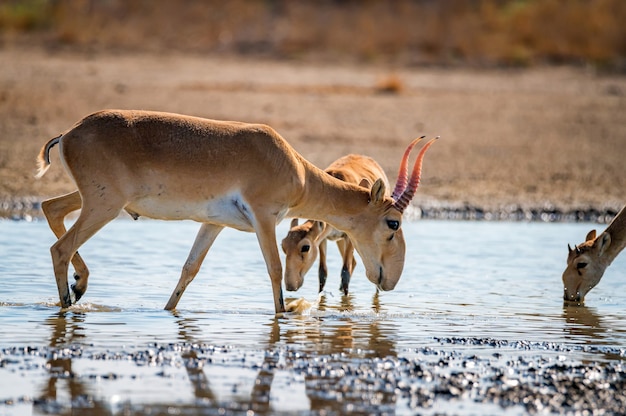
282,138 -> 430,296
562,205 -> 626,303
36,110 -> 437,313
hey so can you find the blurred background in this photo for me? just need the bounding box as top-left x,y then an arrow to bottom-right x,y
1,0 -> 625,219
1,0 -> 625,70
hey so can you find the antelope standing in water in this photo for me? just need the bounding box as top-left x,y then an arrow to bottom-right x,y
282,139 -> 429,295
562,205 -> 626,302
36,110 -> 437,313
282,154 -> 389,295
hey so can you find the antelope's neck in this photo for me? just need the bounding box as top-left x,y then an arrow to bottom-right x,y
603,206 -> 626,264
289,163 -> 368,232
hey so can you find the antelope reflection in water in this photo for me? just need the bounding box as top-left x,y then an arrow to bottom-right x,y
562,304 -> 605,340
265,292 -> 399,413
33,294 -> 398,415
274,292 -> 397,358
38,312 -> 108,413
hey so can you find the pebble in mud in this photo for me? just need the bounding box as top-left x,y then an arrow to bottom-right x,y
1,338 -> 626,414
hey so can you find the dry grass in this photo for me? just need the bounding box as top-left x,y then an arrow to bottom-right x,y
1,0 -> 625,70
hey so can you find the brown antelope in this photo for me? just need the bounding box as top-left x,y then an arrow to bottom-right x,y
562,205 -> 626,302
281,154 -> 390,295
36,110 -> 437,313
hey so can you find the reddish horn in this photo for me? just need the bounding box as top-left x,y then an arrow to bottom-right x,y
393,137 -> 438,213
391,136 -> 424,201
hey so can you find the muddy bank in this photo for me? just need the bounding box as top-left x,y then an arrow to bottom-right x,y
2,337 -> 625,415
2,196 -> 619,224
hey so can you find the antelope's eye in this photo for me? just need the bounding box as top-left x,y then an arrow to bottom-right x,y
386,220 -> 400,231
576,262 -> 588,270
301,245 -> 310,253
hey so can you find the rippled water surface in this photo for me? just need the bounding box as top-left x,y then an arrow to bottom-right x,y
1,218 -> 625,414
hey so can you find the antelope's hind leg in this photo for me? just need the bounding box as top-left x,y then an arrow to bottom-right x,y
337,238 -> 356,296
165,223 -> 224,310
42,191 -> 93,301
49,196 -> 124,308
318,239 -> 328,293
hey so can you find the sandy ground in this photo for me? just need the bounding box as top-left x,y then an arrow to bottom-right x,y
1,47 -> 624,217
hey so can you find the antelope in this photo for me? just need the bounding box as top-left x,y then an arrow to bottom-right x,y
36,109 -> 437,313
281,154 -> 390,295
562,205 -> 626,303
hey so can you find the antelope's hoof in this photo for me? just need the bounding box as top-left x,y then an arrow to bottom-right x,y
61,294 -> 73,308
340,281 -> 350,296
71,279 -> 85,301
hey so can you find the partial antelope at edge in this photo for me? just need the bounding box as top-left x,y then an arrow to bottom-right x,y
562,205 -> 626,303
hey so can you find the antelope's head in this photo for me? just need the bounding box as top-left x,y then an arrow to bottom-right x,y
562,229 -> 612,303
281,219 -> 326,291
347,137 -> 437,292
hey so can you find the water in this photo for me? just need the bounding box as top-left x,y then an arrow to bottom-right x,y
1,218 -> 625,414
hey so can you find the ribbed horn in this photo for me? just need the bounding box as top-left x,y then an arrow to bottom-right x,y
393,137 -> 438,213
391,136 -> 424,201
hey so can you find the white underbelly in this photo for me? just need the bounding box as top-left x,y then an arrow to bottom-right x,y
126,192 -> 258,232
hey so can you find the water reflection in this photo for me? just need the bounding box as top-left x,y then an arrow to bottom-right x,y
562,304 -> 606,341
39,311 -> 108,414
272,293 -> 398,413
167,294 -> 400,414
173,311 -> 283,413
273,293 -> 397,358
316,290 -> 383,314
561,304 -> 626,362
172,313 -> 216,403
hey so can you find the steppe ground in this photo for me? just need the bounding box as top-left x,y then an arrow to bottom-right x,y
1,46 -> 624,214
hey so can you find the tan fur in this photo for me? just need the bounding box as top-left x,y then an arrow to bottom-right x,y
36,110 -> 436,312
562,205 -> 626,302
281,154 -> 389,294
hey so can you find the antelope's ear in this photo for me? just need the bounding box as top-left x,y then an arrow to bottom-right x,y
598,233 -> 611,257
370,178 -> 386,205
312,221 -> 327,243
290,218 -> 299,229
359,178 -> 373,189
312,221 -> 325,237
585,229 -> 596,242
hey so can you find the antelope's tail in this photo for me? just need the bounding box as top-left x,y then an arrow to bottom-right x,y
35,134 -> 62,179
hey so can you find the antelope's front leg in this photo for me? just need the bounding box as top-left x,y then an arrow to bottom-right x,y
255,218 -> 286,313
165,223 -> 223,310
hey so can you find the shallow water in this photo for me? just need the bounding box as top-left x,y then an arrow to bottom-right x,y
1,218 -> 625,414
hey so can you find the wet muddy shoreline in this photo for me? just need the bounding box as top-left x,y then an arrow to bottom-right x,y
2,336 -> 625,415
0,197 -> 620,224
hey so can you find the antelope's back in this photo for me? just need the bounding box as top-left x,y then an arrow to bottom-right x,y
325,154 -> 389,190
59,110 -> 306,206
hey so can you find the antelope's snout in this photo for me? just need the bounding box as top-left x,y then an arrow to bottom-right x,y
563,289 -> 582,303
367,264 -> 401,292
285,275 -> 304,292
